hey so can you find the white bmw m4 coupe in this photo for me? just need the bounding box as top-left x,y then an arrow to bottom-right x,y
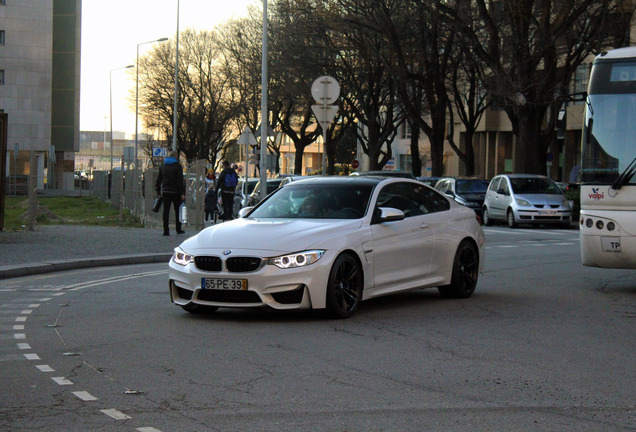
169,176 -> 485,318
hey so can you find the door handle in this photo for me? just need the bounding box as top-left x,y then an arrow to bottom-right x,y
420,223 -> 430,229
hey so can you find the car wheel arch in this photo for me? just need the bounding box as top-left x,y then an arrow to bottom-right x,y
339,249 -> 365,289
324,250 -> 365,319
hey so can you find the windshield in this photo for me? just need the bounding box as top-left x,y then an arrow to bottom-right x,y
456,180 -> 489,194
248,183 -> 374,219
510,177 -> 562,195
582,93 -> 636,184
581,59 -> 636,184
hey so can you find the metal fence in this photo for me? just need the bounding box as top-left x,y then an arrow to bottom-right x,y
84,160 -> 211,231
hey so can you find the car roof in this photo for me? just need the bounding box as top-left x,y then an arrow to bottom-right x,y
497,174 -> 549,179
354,170 -> 416,179
285,175 -> 386,187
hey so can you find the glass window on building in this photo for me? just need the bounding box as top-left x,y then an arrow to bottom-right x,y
572,63 -> 589,105
398,154 -> 412,172
401,122 -> 412,139
0,70 -> 5,85
0,30 -> 5,45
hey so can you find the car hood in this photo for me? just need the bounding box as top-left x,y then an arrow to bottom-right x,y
178,218 -> 363,255
515,193 -> 565,205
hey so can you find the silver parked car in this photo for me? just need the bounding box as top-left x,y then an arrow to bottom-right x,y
482,174 -> 571,228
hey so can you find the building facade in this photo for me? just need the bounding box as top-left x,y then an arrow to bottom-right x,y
0,0 -> 81,190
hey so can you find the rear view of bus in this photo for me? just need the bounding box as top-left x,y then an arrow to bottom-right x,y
580,47 -> 636,269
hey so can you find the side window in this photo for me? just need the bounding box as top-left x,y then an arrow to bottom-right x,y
489,178 -> 500,192
499,179 -> 510,195
376,182 -> 449,218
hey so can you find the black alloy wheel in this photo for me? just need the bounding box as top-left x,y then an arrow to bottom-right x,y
326,253 -> 363,319
438,240 -> 479,299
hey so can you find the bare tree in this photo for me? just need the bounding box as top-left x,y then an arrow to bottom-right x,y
437,0 -> 634,174
138,29 -> 240,166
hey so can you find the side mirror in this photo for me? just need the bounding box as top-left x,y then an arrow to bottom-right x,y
444,190 -> 455,198
378,207 -> 405,223
238,207 -> 254,218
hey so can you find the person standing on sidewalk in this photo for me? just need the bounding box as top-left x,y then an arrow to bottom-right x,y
155,150 -> 186,236
216,160 -> 238,221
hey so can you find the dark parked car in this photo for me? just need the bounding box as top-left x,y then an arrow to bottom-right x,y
434,177 -> 489,219
248,178 -> 286,206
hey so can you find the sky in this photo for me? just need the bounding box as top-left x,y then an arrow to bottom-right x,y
80,0 -> 257,135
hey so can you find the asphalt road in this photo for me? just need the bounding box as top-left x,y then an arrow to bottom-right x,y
1,226 -> 635,431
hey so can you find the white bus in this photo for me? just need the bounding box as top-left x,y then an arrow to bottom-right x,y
580,46 -> 636,269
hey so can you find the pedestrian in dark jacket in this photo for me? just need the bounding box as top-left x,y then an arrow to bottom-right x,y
216,160 -> 238,221
155,150 -> 185,236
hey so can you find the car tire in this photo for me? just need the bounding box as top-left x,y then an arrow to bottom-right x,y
438,240 -> 479,299
181,304 -> 219,314
482,207 -> 492,226
325,253 -> 363,319
507,209 -> 518,228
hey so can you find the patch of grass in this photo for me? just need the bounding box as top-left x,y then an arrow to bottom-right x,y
3,196 -> 143,231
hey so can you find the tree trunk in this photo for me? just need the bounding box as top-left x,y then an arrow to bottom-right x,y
463,128 -> 476,176
515,108 -> 548,175
410,126 -> 422,176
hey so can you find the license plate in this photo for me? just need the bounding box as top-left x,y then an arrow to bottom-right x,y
601,237 -> 621,253
201,278 -> 248,290
538,210 -> 557,215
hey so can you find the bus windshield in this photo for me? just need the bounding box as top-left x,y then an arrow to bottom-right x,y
581,61 -> 636,185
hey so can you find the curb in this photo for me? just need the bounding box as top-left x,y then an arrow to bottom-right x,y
0,253 -> 173,280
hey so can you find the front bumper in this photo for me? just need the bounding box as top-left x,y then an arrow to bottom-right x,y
169,253 -> 334,311
514,208 -> 571,224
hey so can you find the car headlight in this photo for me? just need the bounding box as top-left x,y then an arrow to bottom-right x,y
268,250 -> 325,269
516,198 -> 531,207
173,247 -> 194,266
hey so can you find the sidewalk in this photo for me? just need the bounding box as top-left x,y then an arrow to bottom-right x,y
0,224 -> 193,279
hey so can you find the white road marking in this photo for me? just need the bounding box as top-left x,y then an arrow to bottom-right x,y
137,428 -> 163,432
73,391 -> 98,401
68,271 -> 168,292
17,343 -> 30,350
101,409 -> 132,420
36,364 -> 55,372
20,310 -> 33,314
24,353 -> 41,360
13,325 -> 24,330
14,333 -> 26,339
51,376 -> 73,385
15,316 -> 27,322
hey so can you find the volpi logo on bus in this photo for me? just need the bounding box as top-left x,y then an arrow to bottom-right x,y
589,188 -> 605,200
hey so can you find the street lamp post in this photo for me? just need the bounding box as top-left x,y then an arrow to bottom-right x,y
260,0 -> 269,200
109,65 -> 133,173
134,37 -> 168,211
